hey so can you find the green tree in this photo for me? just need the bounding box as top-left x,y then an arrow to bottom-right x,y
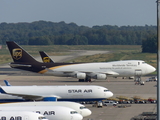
142,35 -> 157,53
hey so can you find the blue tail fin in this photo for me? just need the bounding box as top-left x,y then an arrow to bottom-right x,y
4,80 -> 11,86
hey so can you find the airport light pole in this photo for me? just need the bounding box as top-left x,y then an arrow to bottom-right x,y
157,0 -> 160,120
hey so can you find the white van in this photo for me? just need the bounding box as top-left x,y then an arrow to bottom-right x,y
103,100 -> 117,106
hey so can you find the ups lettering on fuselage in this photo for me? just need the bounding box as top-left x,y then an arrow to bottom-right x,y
68,89 -> 92,93
36,111 -> 55,115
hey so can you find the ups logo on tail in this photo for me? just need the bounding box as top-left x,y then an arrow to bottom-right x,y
43,57 -> 50,63
12,48 -> 22,60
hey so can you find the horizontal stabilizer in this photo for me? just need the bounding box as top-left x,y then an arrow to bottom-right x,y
9,63 -> 32,68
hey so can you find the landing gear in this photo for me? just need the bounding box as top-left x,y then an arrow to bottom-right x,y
79,79 -> 85,82
85,77 -> 91,82
78,77 -> 91,82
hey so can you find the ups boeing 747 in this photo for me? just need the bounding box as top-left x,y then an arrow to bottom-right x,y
6,41 -> 156,82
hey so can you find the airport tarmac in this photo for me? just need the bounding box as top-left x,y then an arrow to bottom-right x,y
0,50 -> 157,120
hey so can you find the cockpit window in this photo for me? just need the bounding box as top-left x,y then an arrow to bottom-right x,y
142,62 -> 146,64
104,89 -> 109,92
70,111 -> 78,114
80,106 -> 87,109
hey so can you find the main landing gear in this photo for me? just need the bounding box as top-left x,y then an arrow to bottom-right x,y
78,77 -> 91,82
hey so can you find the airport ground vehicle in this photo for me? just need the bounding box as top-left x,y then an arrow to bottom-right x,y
97,101 -> 103,108
146,76 -> 157,82
148,98 -> 157,103
103,100 -> 117,106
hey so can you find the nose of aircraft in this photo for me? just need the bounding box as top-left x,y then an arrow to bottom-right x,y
75,114 -> 83,120
82,109 -> 92,117
148,65 -> 156,74
107,91 -> 113,98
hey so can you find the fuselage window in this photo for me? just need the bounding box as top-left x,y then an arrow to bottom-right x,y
138,62 -> 140,65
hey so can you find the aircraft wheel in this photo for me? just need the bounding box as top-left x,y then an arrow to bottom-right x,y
79,79 -> 85,82
85,78 -> 91,82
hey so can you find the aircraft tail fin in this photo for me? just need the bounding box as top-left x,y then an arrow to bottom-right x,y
4,80 -> 11,86
39,51 -> 54,63
6,41 -> 38,63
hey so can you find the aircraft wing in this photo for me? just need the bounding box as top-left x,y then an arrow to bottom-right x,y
79,71 -> 119,76
9,93 -> 44,100
0,87 -> 60,101
48,66 -> 119,76
101,71 -> 119,75
5,93 -> 60,101
11,94 -> 61,101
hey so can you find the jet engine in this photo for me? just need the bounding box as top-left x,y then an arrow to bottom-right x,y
75,73 -> 86,79
43,97 -> 57,101
95,74 -> 107,80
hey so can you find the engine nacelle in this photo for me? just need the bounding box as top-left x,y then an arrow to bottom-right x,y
95,74 -> 107,80
43,97 -> 57,101
75,73 -> 86,79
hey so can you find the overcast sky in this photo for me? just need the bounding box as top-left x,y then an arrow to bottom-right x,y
0,0 -> 157,27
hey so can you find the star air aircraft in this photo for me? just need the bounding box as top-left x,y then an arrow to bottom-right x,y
0,85 -> 113,102
6,41 -> 156,82
0,101 -> 92,117
0,106 -> 83,120
0,111 -> 48,120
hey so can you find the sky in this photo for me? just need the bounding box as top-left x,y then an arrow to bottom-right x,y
0,0 -> 157,27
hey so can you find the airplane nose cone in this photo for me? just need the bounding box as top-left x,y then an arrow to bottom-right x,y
152,67 -> 156,72
82,109 -> 92,117
107,91 -> 113,98
76,114 -> 83,120
149,66 -> 156,73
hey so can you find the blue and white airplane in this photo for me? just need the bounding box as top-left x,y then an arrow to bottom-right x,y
0,111 -> 48,120
0,106 -> 83,120
0,101 -> 92,117
0,85 -> 113,102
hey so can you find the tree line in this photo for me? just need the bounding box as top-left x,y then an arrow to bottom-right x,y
141,34 -> 157,53
0,20 -> 157,53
